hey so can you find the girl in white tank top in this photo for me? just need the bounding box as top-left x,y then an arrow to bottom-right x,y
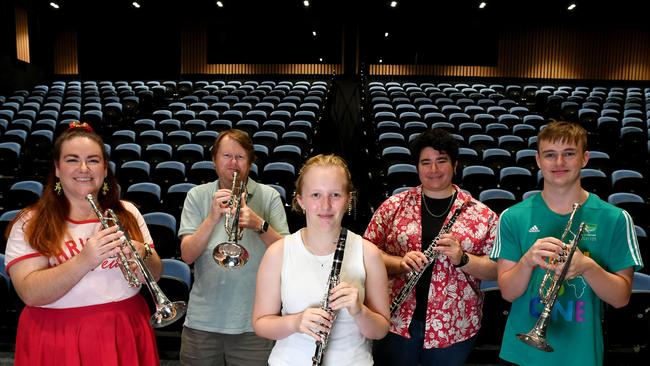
252,155 -> 390,366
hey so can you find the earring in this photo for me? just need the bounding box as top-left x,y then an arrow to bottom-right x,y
101,181 -> 109,196
54,181 -> 63,195
348,192 -> 357,217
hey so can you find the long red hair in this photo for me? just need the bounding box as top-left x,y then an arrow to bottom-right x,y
6,125 -> 144,257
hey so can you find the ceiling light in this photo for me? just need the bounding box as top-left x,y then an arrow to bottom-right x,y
304,1 -> 310,7
216,1 -> 224,8
390,1 -> 398,8
568,3 -> 576,10
49,2 -> 60,9
479,2 -> 486,9
319,57 -> 323,62
379,58 -> 383,63
132,1 -> 141,8
312,31 -> 317,37
384,32 -> 389,38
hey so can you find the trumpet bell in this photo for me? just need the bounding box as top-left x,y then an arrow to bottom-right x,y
213,241 -> 250,268
151,301 -> 188,328
516,332 -> 553,352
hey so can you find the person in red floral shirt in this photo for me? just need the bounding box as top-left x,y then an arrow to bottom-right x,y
364,128 -> 498,366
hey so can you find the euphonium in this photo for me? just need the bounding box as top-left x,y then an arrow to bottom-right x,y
86,194 -> 187,328
212,172 -> 250,268
516,202 -> 585,352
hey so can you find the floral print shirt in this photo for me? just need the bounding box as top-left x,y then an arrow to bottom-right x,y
364,185 -> 498,348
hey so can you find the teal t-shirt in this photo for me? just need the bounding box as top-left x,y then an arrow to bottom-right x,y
490,192 -> 643,366
178,179 -> 290,334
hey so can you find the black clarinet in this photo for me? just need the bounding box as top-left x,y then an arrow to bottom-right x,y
312,228 -> 348,366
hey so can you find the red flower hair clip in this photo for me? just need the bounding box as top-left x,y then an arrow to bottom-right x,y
68,121 -> 94,132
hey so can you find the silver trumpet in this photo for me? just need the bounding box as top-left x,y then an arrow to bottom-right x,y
517,202 -> 585,352
212,172 -> 250,268
86,194 -> 187,328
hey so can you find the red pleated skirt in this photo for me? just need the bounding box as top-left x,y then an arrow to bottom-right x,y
14,294 -> 159,366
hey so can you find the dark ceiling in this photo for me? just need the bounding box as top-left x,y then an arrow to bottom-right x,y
19,0 -> 650,28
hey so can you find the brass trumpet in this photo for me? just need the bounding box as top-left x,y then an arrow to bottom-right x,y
212,172 -> 250,268
86,194 -> 187,328
517,202 -> 585,352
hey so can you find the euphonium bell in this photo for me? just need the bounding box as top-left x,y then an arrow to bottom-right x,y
213,172 -> 250,268
86,194 -> 187,328
516,202 -> 585,352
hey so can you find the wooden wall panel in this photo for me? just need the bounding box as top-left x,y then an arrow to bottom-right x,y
53,31 -> 79,75
15,7 -> 30,63
370,27 -> 650,80
181,27 -> 342,75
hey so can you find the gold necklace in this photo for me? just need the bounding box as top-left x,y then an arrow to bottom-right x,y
421,191 -> 456,218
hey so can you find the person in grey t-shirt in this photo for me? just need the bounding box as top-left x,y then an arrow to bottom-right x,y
179,129 -> 290,366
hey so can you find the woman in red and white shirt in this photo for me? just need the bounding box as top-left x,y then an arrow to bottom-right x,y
364,128 -> 498,366
4,123 -> 161,366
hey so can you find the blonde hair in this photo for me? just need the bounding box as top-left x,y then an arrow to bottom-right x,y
538,120 -> 588,153
291,154 -> 355,213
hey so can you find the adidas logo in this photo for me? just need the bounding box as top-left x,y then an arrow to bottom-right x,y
528,225 -> 540,233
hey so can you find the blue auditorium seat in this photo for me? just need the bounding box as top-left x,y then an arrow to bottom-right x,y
499,166 -> 535,200
468,134 -> 496,154
144,212 -> 178,259
138,130 -> 164,149
272,144 -> 303,167
144,143 -> 173,167
7,180 -> 43,210
385,164 -> 419,195
287,121 -> 313,137
252,131 -> 279,152
153,161 -> 186,193
175,144 -> 205,171
208,119 -> 232,133
110,130 -> 136,149
159,119 -> 182,136
133,118 -> 156,133
235,120 -> 259,137
113,143 -> 142,166
602,272 -> 650,362
461,165 -> 497,197
498,135 -> 526,156
118,160 -> 151,189
377,132 -> 406,152
484,123 -> 509,139
124,182 -> 161,214
2,127 -> 28,146
164,182 -> 196,220
580,168 -> 610,198
479,189 -> 516,215
165,130 -> 191,151
183,119 -> 207,136
457,122 -> 482,140
611,169 -> 646,197
482,148 -> 512,175
262,162 -> 296,197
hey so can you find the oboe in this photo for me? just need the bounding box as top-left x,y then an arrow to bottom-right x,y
312,228 -> 348,366
389,202 -> 468,315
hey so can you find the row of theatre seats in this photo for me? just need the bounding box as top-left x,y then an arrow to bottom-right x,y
1,78 -> 649,363
363,80 -> 650,364
0,78 -> 330,358
362,80 -> 650,229
0,78 -> 331,239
